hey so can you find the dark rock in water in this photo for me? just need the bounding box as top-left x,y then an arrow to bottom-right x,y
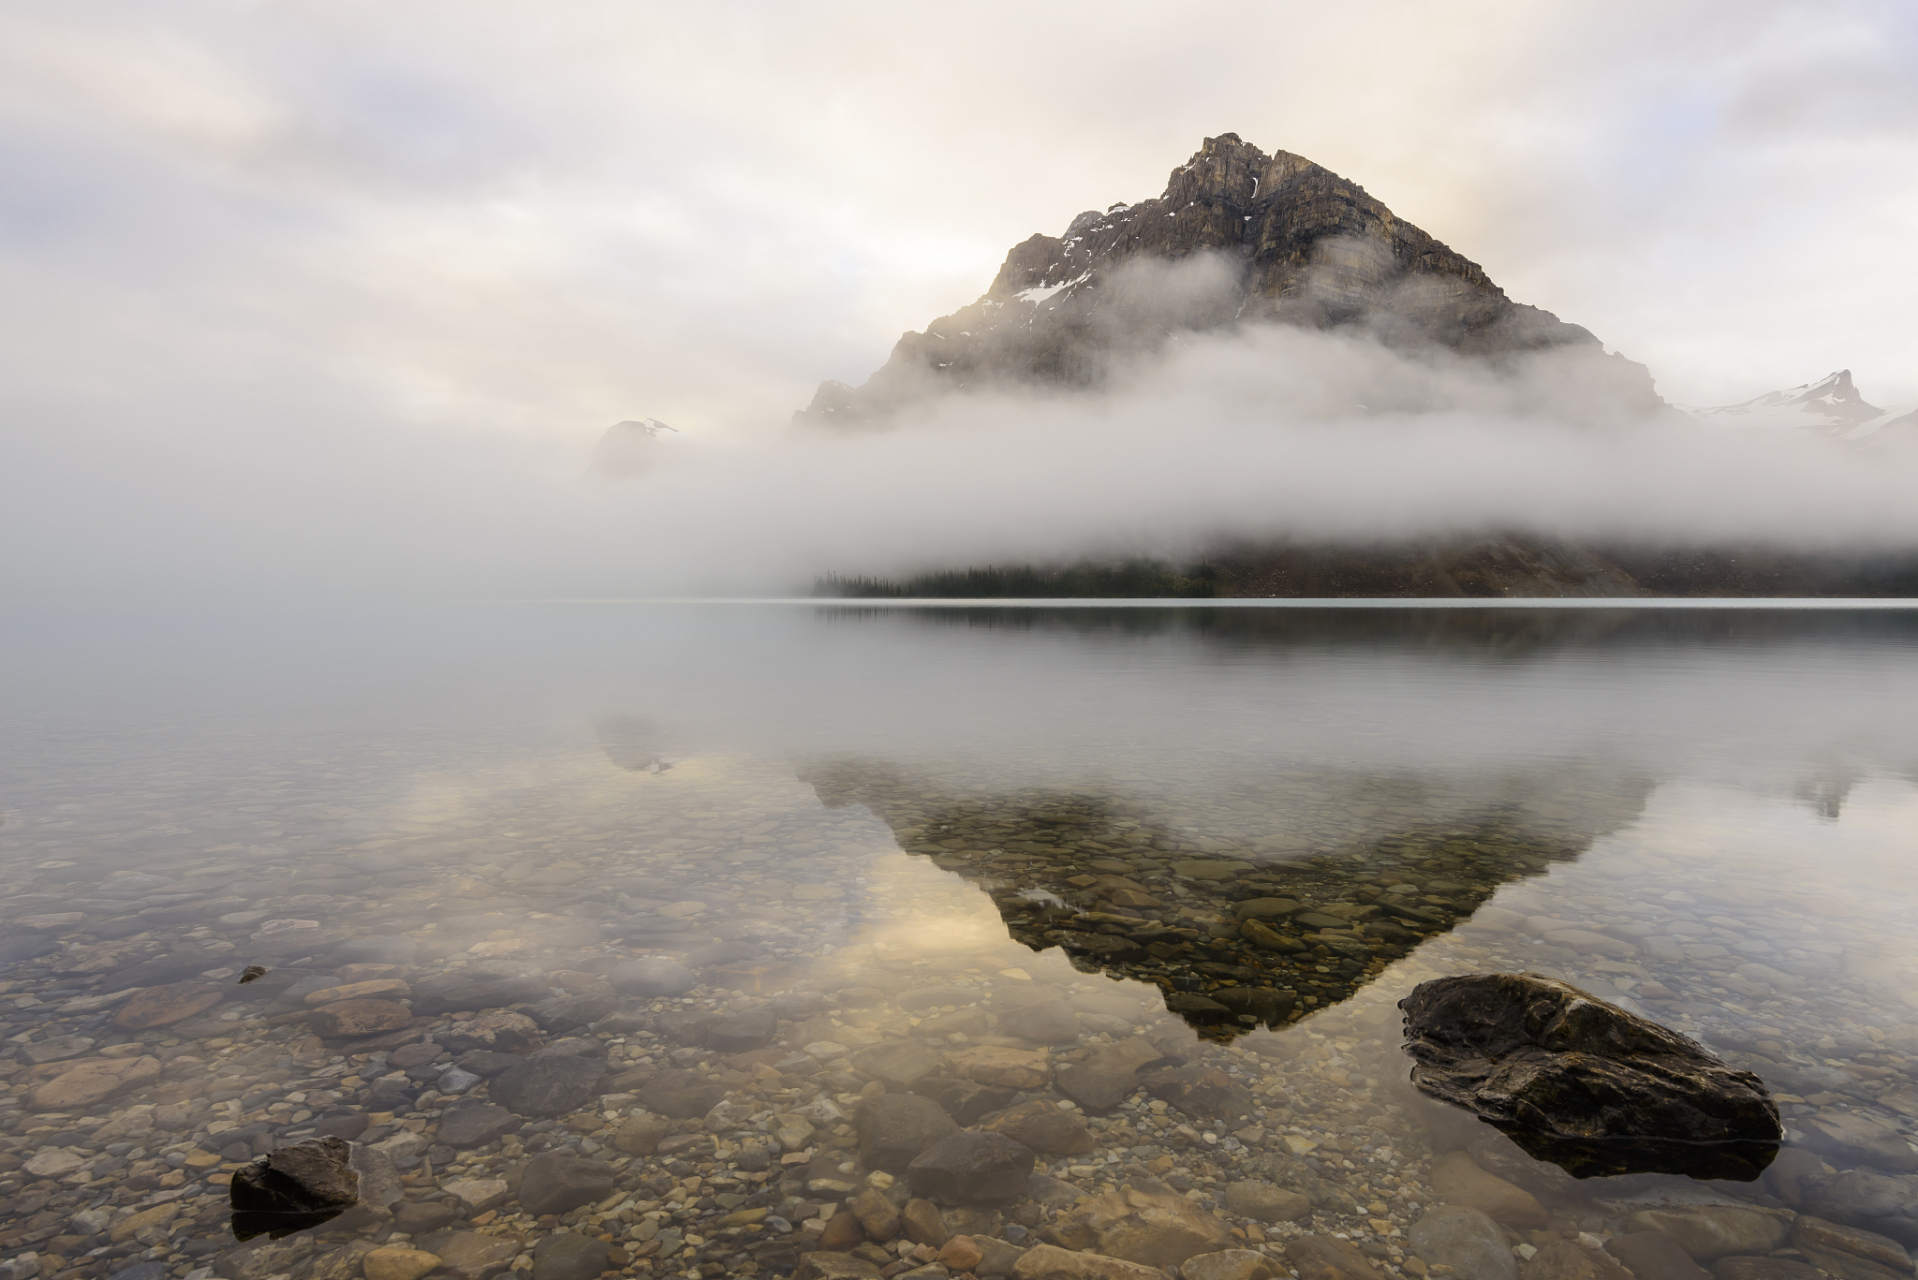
608,958 -> 698,998
439,1102 -> 520,1149
656,1009 -> 719,1046
1139,1064 -> 1256,1121
981,1099 -> 1095,1156
706,1007 -> 777,1053
911,1075 -> 1016,1125
1715,1259 -> 1822,1280
1608,1232 -> 1713,1280
393,1200 -> 458,1235
858,1093 -> 959,1173
229,1136 -> 359,1240
996,1000 -> 1080,1044
313,1112 -> 369,1140
488,1055 -> 604,1117
1210,986 -> 1296,1026
0,935 -> 61,967
685,940 -> 762,967
1400,972 -> 1781,1180
111,945 -> 226,989
906,1130 -> 1037,1203
636,1069 -> 727,1119
410,971 -> 551,1016
1408,1205 -> 1517,1280
531,993 -> 618,1033
517,1152 -> 616,1215
457,1050 -> 527,1077
331,935 -> 418,965
1163,991 -> 1235,1022
104,1263 -> 168,1280
531,1233 -> 612,1280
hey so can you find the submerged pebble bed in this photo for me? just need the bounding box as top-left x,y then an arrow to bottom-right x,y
3,668 -> 1917,1280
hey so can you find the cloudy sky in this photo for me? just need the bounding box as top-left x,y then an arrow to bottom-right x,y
2,0 -> 1914,596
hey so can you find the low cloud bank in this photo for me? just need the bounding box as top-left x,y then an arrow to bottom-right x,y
5,323 -> 1915,600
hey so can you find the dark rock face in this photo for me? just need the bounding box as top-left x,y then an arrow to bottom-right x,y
517,1152 -> 617,1215
795,133 -> 1662,429
228,1136 -> 359,1240
487,1054 -> 605,1118
906,1130 -> 1037,1203
1400,972 -> 1781,1179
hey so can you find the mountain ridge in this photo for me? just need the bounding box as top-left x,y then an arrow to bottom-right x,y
796,132 -> 1664,427
1686,370 -> 1917,441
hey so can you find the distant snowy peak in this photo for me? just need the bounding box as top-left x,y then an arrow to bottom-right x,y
1686,370 -> 1914,438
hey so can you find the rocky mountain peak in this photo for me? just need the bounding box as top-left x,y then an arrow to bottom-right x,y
798,134 -> 1664,427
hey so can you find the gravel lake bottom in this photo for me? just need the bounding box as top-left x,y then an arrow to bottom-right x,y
3,604 -> 1918,1280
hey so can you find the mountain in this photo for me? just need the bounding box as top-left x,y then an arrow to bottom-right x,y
1686,371 -> 1917,441
588,418 -> 677,478
796,133 -> 1663,427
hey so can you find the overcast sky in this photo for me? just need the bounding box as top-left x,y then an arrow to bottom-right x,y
2,1 -> 1914,597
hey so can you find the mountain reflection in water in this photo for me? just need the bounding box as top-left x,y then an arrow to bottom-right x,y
801,761 -> 1652,1042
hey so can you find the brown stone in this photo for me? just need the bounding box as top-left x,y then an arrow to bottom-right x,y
1522,1240 -> 1636,1280
1793,1216 -> 1914,1274
30,1055 -> 162,1109
900,1198 -> 949,1247
939,1235 -> 985,1271
308,999 -> 413,1038
1183,1251 -> 1281,1280
112,983 -> 223,1031
1713,1260 -> 1823,1280
1429,1150 -> 1548,1228
1047,1185 -> 1233,1269
434,1231 -> 520,1280
109,1203 -> 179,1244
1138,1064 -> 1255,1121
362,1247 -> 442,1280
1285,1234 -> 1384,1280
612,1111 -> 674,1155
1625,1205 -> 1793,1261
848,1187 -> 900,1242
948,1045 -> 1051,1090
819,1210 -> 866,1251
794,1254 -> 886,1280
982,1100 -> 1095,1155
1606,1233 -> 1712,1280
1010,1243 -> 1172,1279
303,979 -> 411,1005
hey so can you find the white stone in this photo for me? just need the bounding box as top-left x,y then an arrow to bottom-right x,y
25,1150 -> 85,1178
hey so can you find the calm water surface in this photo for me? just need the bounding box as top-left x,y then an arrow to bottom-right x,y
3,604 -> 1917,1280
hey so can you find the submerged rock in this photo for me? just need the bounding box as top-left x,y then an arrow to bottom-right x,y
1400,972 -> 1781,1179
228,1136 -> 360,1240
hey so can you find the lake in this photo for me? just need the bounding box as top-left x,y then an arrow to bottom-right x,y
3,602 -> 1917,1280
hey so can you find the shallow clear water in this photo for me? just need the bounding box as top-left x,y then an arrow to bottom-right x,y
3,604 -> 1918,1280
